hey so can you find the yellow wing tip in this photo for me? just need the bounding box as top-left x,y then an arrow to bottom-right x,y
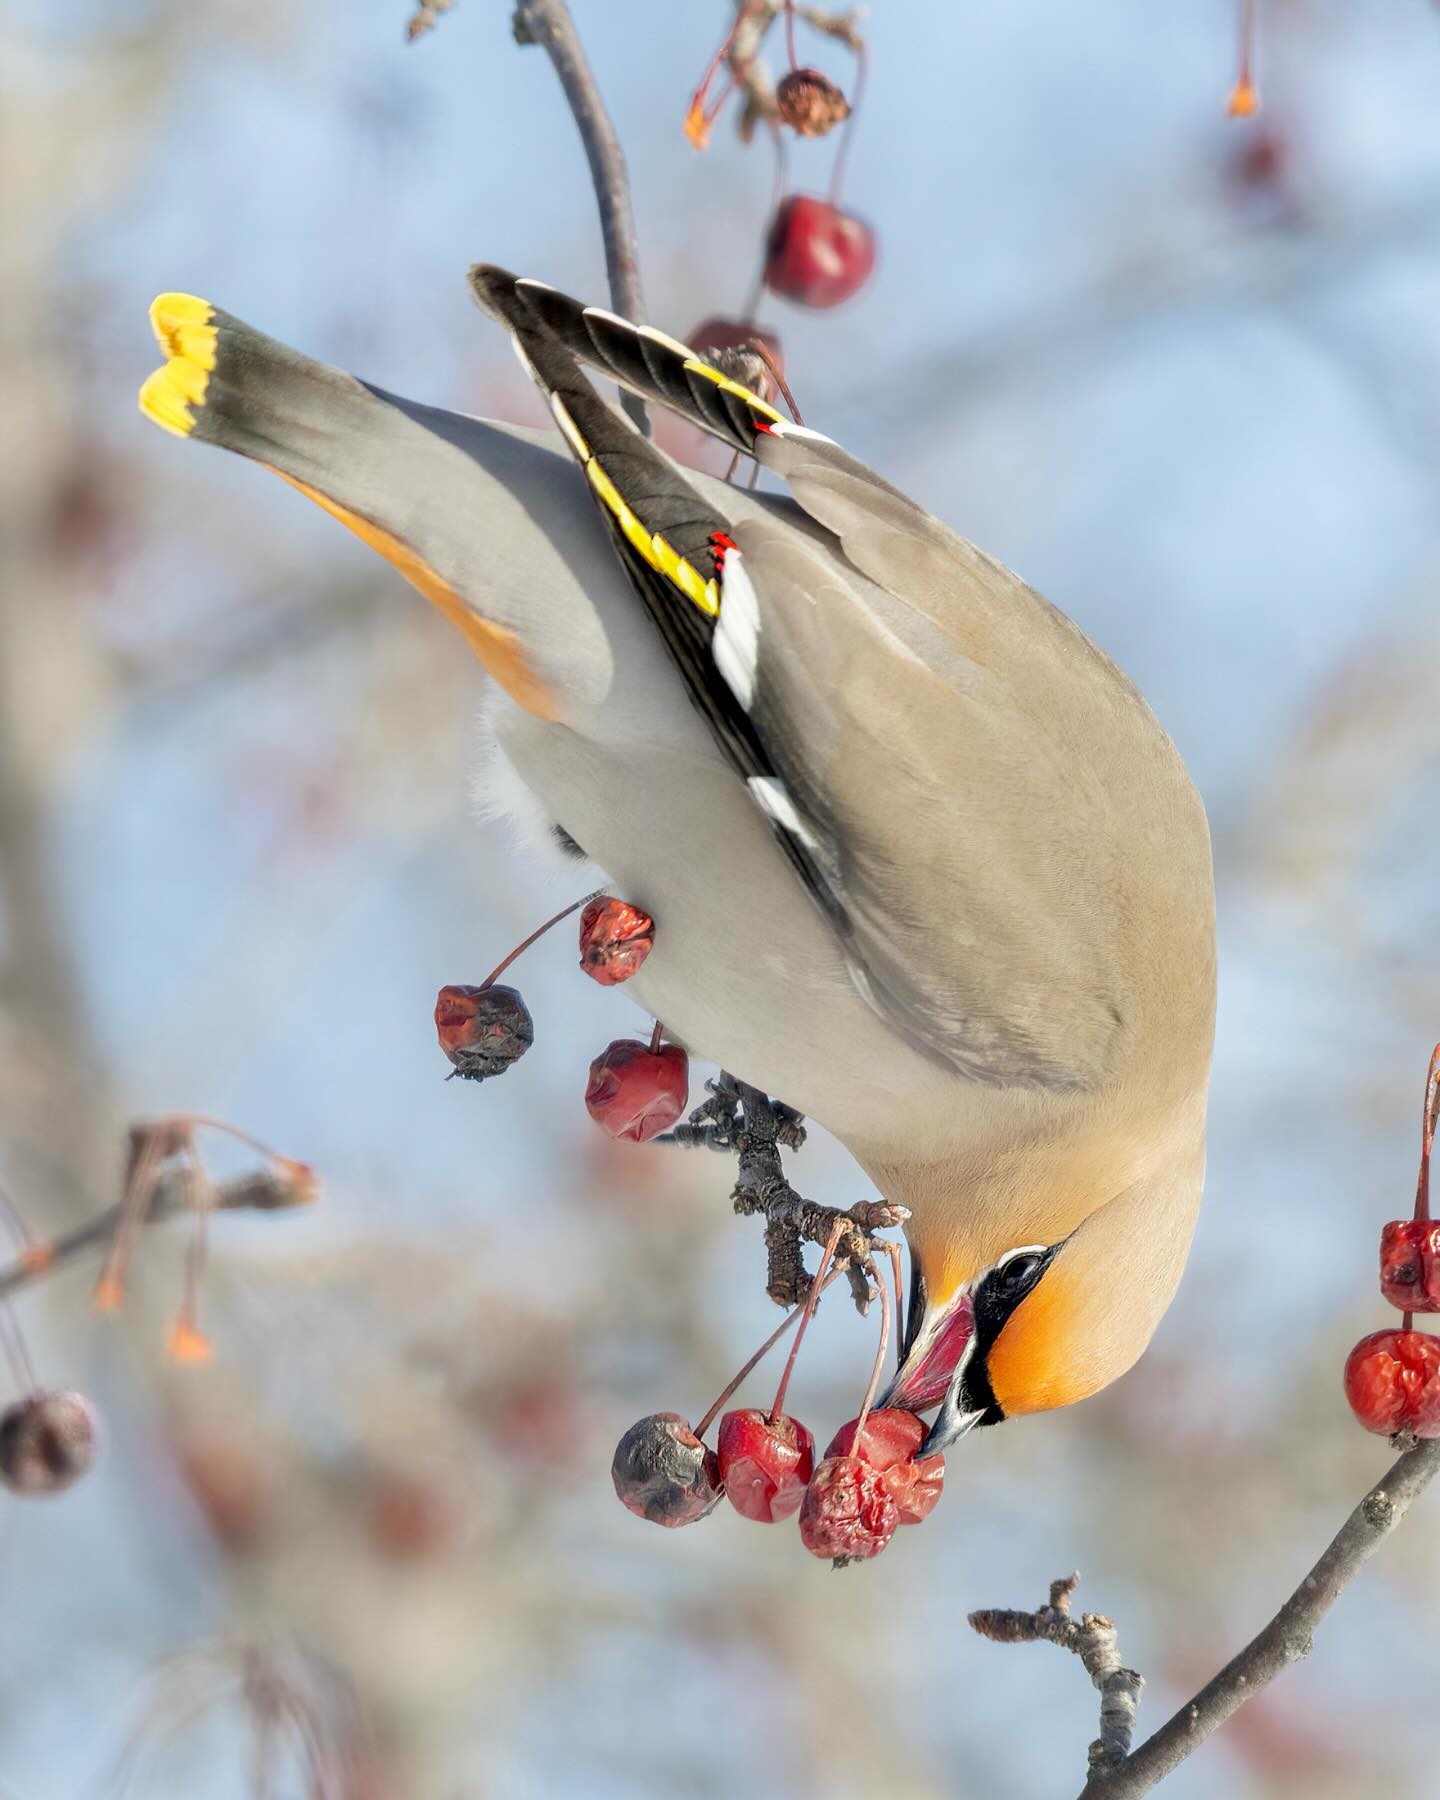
139,293 -> 219,438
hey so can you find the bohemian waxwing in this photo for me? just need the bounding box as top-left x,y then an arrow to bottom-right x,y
139,268 -> 1216,1454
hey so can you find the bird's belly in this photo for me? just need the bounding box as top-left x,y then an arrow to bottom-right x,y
490,709 -> 974,1157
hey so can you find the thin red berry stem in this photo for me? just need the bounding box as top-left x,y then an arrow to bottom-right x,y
176,1144 -> 215,1348
854,1256 -> 893,1438
1414,1042 -> 1440,1224
481,893 -> 594,990
648,1019 -> 664,1055
94,1116 -> 173,1309
694,1265 -> 845,1439
1228,0 -> 1258,115
827,37 -> 866,206
689,0 -> 764,126
880,1239 -> 904,1370
769,1217 -> 845,1420
784,0 -> 798,71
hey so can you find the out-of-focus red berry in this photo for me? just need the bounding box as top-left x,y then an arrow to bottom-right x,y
367,1475 -> 453,1562
716,1408 -> 815,1523
765,196 -> 876,309
178,1436 -> 272,1552
1379,1219 -> 1440,1313
435,983 -> 533,1081
775,67 -> 851,138
799,1454 -> 898,1562
0,1391 -> 98,1495
578,897 -> 655,987
585,1040 -> 688,1143
1344,1329 -> 1440,1437
824,1406 -> 944,1527
611,1412 -> 723,1527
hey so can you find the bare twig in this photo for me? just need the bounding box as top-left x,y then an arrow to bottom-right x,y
727,1077 -> 905,1310
972,1440 -> 1440,1799
971,1575 -> 1143,1778
0,1165 -> 309,1307
512,0 -> 649,433
403,0 -> 453,41
1074,1439 -> 1440,1799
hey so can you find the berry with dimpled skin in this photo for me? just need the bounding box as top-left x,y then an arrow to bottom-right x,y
611,1412 -> 723,1527
578,897 -> 654,987
799,1453 -> 898,1562
764,196 -> 876,310
1379,1219 -> 1440,1313
717,1409 -> 815,1523
824,1407 -> 945,1526
1344,1329 -> 1440,1437
585,1039 -> 689,1143
435,983 -> 533,1082
0,1391 -> 98,1495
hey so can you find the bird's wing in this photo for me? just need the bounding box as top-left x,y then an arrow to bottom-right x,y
471,268 -> 1213,1092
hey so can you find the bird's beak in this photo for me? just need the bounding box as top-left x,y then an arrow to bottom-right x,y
881,1287 -> 977,1414
918,1373 -> 986,1458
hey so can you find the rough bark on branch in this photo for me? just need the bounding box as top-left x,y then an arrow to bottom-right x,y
512,0 -> 649,433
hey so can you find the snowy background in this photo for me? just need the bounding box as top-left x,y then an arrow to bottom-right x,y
2,1 -> 1439,1795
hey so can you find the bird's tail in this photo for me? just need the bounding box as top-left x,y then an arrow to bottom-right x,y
137,292 -> 613,719
467,265 -> 833,465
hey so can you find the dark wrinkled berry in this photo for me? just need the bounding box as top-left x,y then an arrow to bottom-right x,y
0,1391 -> 98,1495
435,983 -> 533,1082
611,1412 -> 722,1528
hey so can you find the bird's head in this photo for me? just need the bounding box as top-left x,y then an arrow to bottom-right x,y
871,1117 -> 1207,1455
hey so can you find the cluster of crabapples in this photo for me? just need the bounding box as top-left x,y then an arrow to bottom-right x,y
1344,1046 -> 1440,1440
613,1400 -> 942,1567
435,894 -> 690,1144
611,1213 -> 941,1565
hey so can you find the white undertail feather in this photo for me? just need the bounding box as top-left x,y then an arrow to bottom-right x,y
711,549 -> 761,709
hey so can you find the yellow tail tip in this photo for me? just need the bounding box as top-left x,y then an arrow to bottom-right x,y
139,293 -> 218,438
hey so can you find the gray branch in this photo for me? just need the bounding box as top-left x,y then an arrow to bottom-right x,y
1075,1437 -> 1440,1799
972,1439 -> 1440,1798
512,0 -> 649,434
971,1575 -> 1143,1776
0,1164 -> 308,1305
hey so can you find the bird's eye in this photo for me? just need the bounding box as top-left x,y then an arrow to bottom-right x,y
997,1251 -> 1044,1295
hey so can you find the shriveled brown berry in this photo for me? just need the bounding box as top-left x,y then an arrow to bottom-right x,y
0,1391 -> 98,1495
434,983 -> 533,1082
611,1412 -> 723,1528
578,897 -> 654,987
1380,1219 -> 1440,1312
799,1453 -> 898,1563
775,67 -> 851,138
